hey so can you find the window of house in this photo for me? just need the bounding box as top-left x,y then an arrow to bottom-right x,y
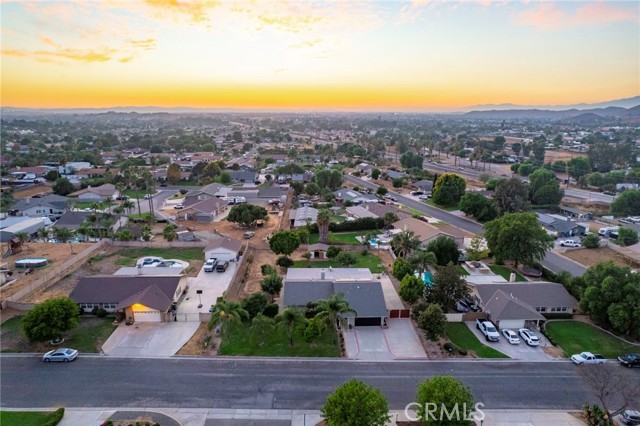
536,307 -> 547,312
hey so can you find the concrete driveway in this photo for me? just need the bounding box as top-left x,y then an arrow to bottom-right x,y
176,260 -> 238,318
465,322 -> 555,360
343,319 -> 426,360
102,322 -> 200,357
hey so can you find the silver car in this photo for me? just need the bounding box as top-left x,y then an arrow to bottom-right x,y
43,348 -> 78,362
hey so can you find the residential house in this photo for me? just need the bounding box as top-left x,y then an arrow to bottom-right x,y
59,162 -> 92,175
282,268 -> 389,327
0,217 -> 50,243
412,180 -> 434,194
75,168 -> 109,179
11,195 -> 69,220
355,163 -> 373,175
334,189 -> 378,205
51,211 -> 93,231
392,217 -> 463,247
289,206 -> 318,228
204,237 -> 244,262
537,213 -> 587,238
558,206 -> 593,221
355,203 -> 412,222
473,282 -> 578,330
384,169 -> 406,180
70,275 -> 188,322
8,166 -> 50,178
70,183 -> 119,201
226,170 -> 259,184
345,205 -> 379,219
177,197 -> 229,223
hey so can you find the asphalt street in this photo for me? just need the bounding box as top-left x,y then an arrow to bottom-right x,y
345,175 -> 587,276
2,356 -> 628,410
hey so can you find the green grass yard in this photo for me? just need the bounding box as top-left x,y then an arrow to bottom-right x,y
1,317 -> 116,353
0,409 -> 64,426
488,265 -> 527,282
544,321 -> 639,359
293,253 -> 385,273
425,199 -> 459,211
445,323 -> 509,358
308,231 -> 366,245
218,322 -> 340,357
70,200 -> 112,210
115,247 -> 204,266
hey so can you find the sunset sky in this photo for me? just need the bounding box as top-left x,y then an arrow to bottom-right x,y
1,0 -> 639,111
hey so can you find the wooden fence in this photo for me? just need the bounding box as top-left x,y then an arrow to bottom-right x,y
225,245 -> 254,301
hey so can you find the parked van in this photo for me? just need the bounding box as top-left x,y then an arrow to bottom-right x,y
216,261 -> 229,272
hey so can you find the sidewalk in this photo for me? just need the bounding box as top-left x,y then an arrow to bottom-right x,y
41,407 -> 586,426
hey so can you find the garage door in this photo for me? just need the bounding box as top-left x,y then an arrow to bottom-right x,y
354,317 -> 381,327
133,310 -> 162,322
499,320 -> 524,330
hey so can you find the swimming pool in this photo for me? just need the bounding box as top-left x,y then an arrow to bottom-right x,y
15,258 -> 49,268
422,272 -> 433,286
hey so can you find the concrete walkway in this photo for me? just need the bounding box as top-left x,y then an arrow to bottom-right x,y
50,408 -> 586,426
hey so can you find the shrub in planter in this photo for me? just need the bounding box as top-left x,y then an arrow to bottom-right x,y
96,308 -> 108,318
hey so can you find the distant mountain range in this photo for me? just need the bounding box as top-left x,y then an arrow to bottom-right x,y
464,96 -> 640,112
463,103 -> 640,122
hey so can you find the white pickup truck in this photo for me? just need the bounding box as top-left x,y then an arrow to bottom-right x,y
476,319 -> 500,342
571,352 -> 607,365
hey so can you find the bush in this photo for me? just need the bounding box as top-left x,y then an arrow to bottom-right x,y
261,264 -> 277,276
582,233 -> 600,249
179,189 -> 188,194
263,303 -> 279,318
95,308 -> 108,318
443,342 -> 454,352
335,252 -> 357,266
411,300 -> 428,320
276,256 -> 294,268
327,246 -> 342,259
44,408 -> 65,426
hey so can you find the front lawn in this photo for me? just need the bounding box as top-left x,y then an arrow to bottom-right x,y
115,247 -> 204,266
121,189 -> 150,198
544,321 -> 639,359
71,200 -> 112,210
0,409 -> 64,426
425,199 -> 459,211
488,265 -> 527,282
219,322 -> 340,357
445,323 -> 509,359
330,215 -> 345,223
293,253 -> 385,273
308,231 -> 366,245
1,317 -> 116,353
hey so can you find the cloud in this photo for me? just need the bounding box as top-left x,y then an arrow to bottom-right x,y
128,38 -> 157,50
515,1 -> 638,30
143,0 -> 218,23
2,46 -> 115,63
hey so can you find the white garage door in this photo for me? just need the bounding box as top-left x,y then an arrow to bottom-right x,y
133,310 -> 162,322
499,320 -> 525,330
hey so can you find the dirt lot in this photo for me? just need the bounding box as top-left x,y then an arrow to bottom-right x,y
11,183 -> 54,199
1,242 -> 95,300
176,322 -> 218,356
562,247 -> 640,269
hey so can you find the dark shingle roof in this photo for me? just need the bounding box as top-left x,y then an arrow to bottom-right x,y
483,289 -> 545,322
115,284 -> 174,312
475,283 -> 578,309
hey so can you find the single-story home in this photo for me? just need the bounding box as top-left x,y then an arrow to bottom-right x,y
537,213 -> 587,238
69,183 -> 119,200
204,237 -> 244,261
392,217 -> 463,248
178,197 -> 229,222
473,282 -> 578,330
334,189 -> 378,204
51,211 -> 92,231
385,169 -> 405,180
557,206 -> 593,221
10,195 -> 69,220
70,275 -> 188,323
289,205 -> 318,228
226,170 -> 259,184
345,205 -> 379,219
355,163 -> 374,175
356,203 -> 412,221
282,268 -> 389,327
412,180 -> 434,193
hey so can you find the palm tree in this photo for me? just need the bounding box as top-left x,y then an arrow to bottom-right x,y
89,202 -> 102,238
276,307 -> 304,347
122,200 -> 135,219
317,208 -> 331,244
36,227 -> 49,243
315,293 -> 356,344
14,232 -> 29,250
163,224 -> 177,242
77,224 -> 90,242
383,212 -> 398,229
408,249 -> 437,276
250,313 -> 274,347
391,230 -> 420,258
207,298 -> 248,342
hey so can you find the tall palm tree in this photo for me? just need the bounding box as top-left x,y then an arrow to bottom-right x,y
315,293 -> 356,343
383,212 -> 398,229
250,313 -> 274,347
408,249 -> 437,276
89,201 -> 102,238
276,307 -> 304,347
122,200 -> 135,219
36,227 -> 49,243
391,230 -> 420,258
317,208 -> 331,244
77,224 -> 90,242
207,299 -> 248,342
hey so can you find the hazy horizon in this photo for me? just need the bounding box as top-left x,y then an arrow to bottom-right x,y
2,1 -> 639,110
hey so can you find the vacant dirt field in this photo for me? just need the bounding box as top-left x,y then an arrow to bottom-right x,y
11,183 -> 53,199
177,322 -> 217,356
562,247 -> 639,269
1,242 -> 95,300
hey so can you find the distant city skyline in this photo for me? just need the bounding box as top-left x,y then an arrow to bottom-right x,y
1,0 -> 639,110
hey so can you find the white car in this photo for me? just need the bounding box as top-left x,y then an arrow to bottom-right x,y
203,258 -> 217,272
418,194 -> 431,200
518,328 -> 540,346
560,240 -> 581,247
501,329 -> 520,345
43,348 -> 78,362
174,204 -> 184,209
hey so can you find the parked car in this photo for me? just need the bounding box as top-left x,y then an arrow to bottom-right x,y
464,297 -> 480,312
618,353 -> 640,368
418,194 -> 431,200
620,410 -> 640,425
560,240 -> 581,248
501,329 -> 520,345
203,258 -> 217,272
43,348 -> 78,362
174,204 -> 184,209
455,300 -> 470,313
216,261 -> 229,272
243,231 -> 256,239
144,194 -> 152,199
476,319 -> 500,342
116,195 -> 129,201
518,328 -> 540,346
571,352 -> 606,365
410,191 -> 424,196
